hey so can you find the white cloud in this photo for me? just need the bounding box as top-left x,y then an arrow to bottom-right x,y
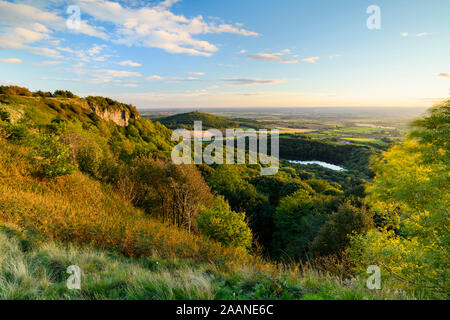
0,58 -> 23,63
87,44 -> 107,56
0,1 -> 107,38
437,73 -> 450,78
188,72 -> 205,76
329,54 -> 342,59
0,1 -> 107,59
119,60 -> 142,67
158,0 -> 183,8
71,68 -> 142,84
400,32 -> 409,37
247,53 -> 299,64
416,32 -> 430,37
301,57 -> 320,63
146,75 -> 166,80
77,0 -> 258,56
222,78 -> 285,86
238,49 -> 247,54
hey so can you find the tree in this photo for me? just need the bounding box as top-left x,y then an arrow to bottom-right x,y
349,101 -> 449,296
131,157 -> 214,232
310,202 -> 373,256
208,165 -> 267,212
272,190 -> 336,260
197,196 -> 252,249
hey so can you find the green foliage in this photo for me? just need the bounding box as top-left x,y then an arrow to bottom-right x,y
53,90 -> 76,98
208,165 -> 267,212
272,190 -> 339,260
0,107 -> 10,122
197,197 -> 253,249
409,99 -> 449,163
32,135 -> 77,178
305,178 -> 343,195
311,202 -> 374,256
349,101 -> 450,297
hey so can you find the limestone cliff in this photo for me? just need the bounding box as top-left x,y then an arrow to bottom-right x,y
91,107 -> 134,127
86,96 -> 139,127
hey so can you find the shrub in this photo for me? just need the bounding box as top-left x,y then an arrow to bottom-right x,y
32,135 -> 77,178
0,107 -> 10,122
197,196 -> 253,249
310,202 -> 374,256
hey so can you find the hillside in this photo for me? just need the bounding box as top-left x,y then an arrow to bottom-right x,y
0,86 -> 447,300
152,111 -> 265,130
154,111 -> 239,129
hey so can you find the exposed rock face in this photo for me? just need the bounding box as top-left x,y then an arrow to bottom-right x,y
91,107 -> 137,127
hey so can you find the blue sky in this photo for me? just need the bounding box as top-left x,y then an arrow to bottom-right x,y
0,0 -> 449,108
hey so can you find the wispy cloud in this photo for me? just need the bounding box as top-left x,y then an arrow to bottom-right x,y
416,32 -> 430,37
437,73 -> 450,78
70,68 -> 142,84
0,58 -> 23,63
119,60 -> 142,67
146,75 -> 200,82
301,57 -> 320,63
328,54 -> 342,59
188,72 -> 205,76
400,32 -> 409,37
247,52 -> 299,64
222,78 -> 285,86
33,60 -> 63,66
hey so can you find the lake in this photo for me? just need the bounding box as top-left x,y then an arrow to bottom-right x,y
287,160 -> 345,171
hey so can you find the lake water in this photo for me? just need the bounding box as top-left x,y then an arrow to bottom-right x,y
287,160 -> 345,171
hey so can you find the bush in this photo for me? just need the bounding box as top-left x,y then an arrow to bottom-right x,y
32,135 -> 77,178
310,202 -> 374,256
53,90 -> 75,98
0,107 -> 10,122
197,196 -> 253,249
0,85 -> 32,96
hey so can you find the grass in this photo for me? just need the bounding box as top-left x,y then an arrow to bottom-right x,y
0,224 -> 413,300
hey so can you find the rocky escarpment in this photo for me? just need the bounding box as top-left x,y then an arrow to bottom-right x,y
91,107 -> 136,127
86,96 -> 139,127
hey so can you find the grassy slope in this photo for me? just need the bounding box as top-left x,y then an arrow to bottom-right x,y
0,225 -> 412,300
